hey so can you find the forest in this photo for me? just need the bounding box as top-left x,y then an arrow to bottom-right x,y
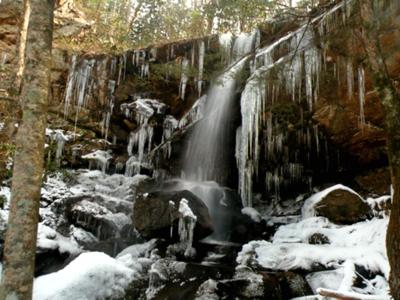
0,0 -> 400,299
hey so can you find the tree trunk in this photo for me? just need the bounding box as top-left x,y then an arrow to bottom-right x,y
14,0 -> 31,94
357,1 -> 400,299
0,0 -> 55,299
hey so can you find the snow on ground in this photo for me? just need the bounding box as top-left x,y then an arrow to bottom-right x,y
241,206 -> 261,222
1,170 -> 151,261
41,170 -> 150,241
33,236 -> 160,300
237,185 -> 391,298
33,252 -> 137,300
70,170 -> 149,201
116,239 -> 158,259
36,223 -> 81,255
367,195 -> 391,217
0,186 -> 11,233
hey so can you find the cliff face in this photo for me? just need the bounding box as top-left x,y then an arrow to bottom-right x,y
0,1 -> 398,207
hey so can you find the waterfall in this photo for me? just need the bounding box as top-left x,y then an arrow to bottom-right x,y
182,30 -> 259,184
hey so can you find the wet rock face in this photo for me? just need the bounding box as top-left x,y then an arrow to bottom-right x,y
133,190 -> 214,241
355,168 -> 391,196
314,188 -> 371,224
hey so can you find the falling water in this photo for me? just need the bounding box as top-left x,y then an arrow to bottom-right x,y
182,32 -> 258,184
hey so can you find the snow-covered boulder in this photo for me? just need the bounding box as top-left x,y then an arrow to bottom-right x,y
133,190 -> 213,241
302,184 -> 372,224
33,252 -> 137,300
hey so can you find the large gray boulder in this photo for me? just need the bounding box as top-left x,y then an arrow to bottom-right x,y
133,190 -> 213,241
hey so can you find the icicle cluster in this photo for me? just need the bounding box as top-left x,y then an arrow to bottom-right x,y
237,1 -> 354,207
178,198 -> 197,257
123,99 -> 169,176
45,129 -> 77,163
161,116 -> 179,159
82,150 -> 112,173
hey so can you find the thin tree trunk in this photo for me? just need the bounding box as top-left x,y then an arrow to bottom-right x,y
15,0 -> 31,94
356,1 -> 400,298
0,0 -> 55,299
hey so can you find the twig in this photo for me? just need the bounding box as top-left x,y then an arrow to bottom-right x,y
317,288 -> 390,300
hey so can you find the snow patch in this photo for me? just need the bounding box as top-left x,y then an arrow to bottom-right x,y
33,252 -> 136,300
241,207 -> 261,223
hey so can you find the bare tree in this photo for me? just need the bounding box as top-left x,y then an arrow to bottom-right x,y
0,0 -> 55,299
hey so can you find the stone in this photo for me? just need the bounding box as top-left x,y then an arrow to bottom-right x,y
314,188 -> 372,224
308,233 -> 330,245
276,272 -> 313,299
133,190 -> 213,241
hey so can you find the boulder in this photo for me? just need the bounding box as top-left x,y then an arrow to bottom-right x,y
133,190 -> 213,241
55,195 -> 131,241
305,185 -> 372,224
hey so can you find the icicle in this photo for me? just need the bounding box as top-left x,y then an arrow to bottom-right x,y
0,52 -> 7,65
273,169 -> 280,201
358,66 -> 366,127
63,55 -> 77,118
197,41 -> 205,97
179,58 -> 189,100
55,134 -> 66,160
169,201 -> 175,239
219,32 -> 232,63
178,198 -> 197,257
314,125 -> 320,156
346,59 -> 354,99
162,116 -> 178,159
149,48 -> 157,62
125,155 -> 141,176
237,73 -> 266,207
141,62 -> 150,78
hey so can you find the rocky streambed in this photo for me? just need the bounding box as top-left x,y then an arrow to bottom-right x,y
0,167 -> 391,299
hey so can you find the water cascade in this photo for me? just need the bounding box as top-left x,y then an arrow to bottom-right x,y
183,30 -> 259,184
